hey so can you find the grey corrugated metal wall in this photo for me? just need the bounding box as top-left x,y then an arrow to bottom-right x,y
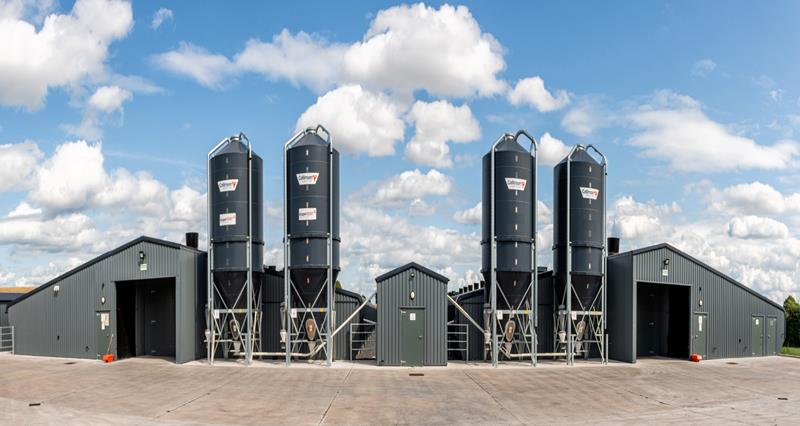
450,271 -> 557,361
607,253 -> 635,362
0,302 -> 10,327
334,289 -> 362,360
607,245 -> 786,362
454,289 -> 484,361
260,268 -> 367,360
537,272 -> 556,355
8,239 -> 204,363
377,266 -> 447,366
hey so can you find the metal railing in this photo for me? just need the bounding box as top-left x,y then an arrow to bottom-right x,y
349,322 -> 376,361
0,326 -> 14,354
447,323 -> 468,363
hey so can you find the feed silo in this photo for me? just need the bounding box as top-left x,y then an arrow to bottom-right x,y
481,130 -> 538,366
283,125 -> 340,366
553,144 -> 608,365
207,133 -> 264,364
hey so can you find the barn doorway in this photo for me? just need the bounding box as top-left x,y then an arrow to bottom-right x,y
636,282 -> 690,359
115,278 -> 176,360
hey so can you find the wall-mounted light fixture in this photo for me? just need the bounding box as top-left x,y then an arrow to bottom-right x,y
663,258 -> 670,266
53,285 -> 60,296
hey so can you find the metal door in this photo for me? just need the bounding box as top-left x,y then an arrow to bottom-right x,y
692,313 -> 707,358
766,317 -> 777,356
144,284 -> 176,357
401,308 -> 425,366
96,311 -> 112,358
751,316 -> 764,357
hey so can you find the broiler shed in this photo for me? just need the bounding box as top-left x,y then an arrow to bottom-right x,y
607,243 -> 785,363
7,236 -> 206,363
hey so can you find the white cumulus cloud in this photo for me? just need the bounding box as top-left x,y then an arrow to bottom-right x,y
405,100 -> 480,168
344,3 -> 506,98
374,169 -> 453,205
453,201 -> 481,225
507,76 -> 570,112
153,42 -> 234,89
538,132 -> 571,166
0,141 -> 43,192
0,0 -> 133,110
295,85 -> 405,157
235,29 -> 346,92
727,216 -> 789,239
628,90 -> 800,172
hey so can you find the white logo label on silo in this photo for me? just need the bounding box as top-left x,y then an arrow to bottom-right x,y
217,179 -> 239,192
299,207 -> 317,221
580,187 -> 599,200
296,172 -> 319,185
219,212 -> 237,226
505,178 -> 527,191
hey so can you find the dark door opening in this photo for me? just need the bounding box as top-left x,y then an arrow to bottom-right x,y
637,282 -> 690,359
116,283 -> 136,359
115,278 -> 176,360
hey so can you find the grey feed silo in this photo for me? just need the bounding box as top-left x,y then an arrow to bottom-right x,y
481,130 -> 538,366
284,125 -> 340,365
207,133 -> 264,364
553,144 -> 608,365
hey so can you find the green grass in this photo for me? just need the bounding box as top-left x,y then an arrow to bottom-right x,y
781,346 -> 800,357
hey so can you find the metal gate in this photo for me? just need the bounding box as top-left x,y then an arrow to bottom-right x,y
0,326 -> 13,353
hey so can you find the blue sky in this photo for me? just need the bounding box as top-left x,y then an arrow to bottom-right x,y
1,1 -> 799,302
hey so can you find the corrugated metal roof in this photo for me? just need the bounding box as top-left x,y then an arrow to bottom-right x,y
375,262 -> 450,283
8,236 -> 202,308
614,242 -> 783,311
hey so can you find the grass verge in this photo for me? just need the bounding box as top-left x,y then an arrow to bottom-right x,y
781,346 -> 800,357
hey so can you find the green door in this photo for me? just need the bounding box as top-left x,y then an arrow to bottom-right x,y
401,308 -> 425,366
96,311 -> 112,358
751,316 -> 764,356
766,317 -> 777,356
692,313 -> 707,358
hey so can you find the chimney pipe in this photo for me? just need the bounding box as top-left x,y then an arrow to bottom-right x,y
185,232 -> 199,249
608,237 -> 620,256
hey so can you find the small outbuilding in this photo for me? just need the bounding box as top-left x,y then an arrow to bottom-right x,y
7,236 -> 206,363
376,262 -> 448,366
608,243 -> 785,362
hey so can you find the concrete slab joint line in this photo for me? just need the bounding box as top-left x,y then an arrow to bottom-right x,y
318,365 -> 354,425
155,372 -> 237,420
462,371 -> 525,425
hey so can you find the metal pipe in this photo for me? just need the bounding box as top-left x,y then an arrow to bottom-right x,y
331,290 -> 376,338
327,129 -> 334,367
283,131 -> 293,367
447,295 -> 483,331
565,144 -> 580,366
489,134 -> 505,368
244,132 -> 253,365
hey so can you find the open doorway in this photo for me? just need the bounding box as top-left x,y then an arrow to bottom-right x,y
637,282 -> 690,359
115,278 -> 176,360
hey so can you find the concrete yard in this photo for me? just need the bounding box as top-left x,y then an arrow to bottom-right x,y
1,354 -> 798,425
